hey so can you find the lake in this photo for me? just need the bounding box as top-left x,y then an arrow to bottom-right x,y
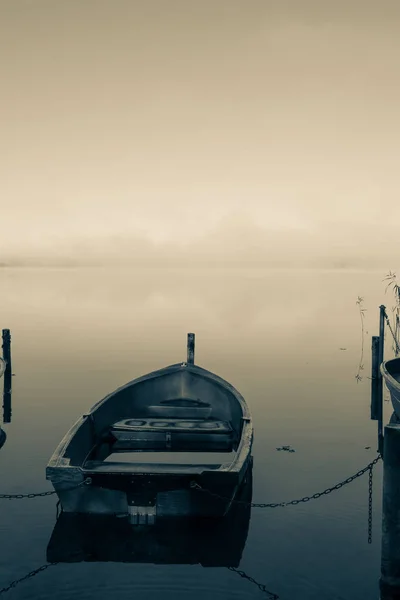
0,267 -> 394,599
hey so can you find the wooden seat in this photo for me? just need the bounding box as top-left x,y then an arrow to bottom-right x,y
83,461 -> 223,474
109,418 -> 234,452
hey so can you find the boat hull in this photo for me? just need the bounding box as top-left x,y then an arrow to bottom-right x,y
381,359 -> 400,418
46,362 -> 253,519
47,459 -> 252,518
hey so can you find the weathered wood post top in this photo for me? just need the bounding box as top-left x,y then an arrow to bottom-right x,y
187,333 -> 195,365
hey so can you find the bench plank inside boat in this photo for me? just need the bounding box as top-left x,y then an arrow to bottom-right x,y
112,418 -> 232,434
109,418 -> 235,452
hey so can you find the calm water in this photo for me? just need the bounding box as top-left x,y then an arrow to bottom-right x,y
0,267 -> 394,599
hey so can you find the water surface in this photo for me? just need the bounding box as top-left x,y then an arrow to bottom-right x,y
0,267 -> 392,599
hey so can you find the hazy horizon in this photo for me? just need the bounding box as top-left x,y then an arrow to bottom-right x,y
0,215 -> 398,269
1,0 -> 400,269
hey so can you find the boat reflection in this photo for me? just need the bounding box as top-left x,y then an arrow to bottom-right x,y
47,463 -> 252,568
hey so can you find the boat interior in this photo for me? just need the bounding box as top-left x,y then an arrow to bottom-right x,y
59,367 -> 246,474
386,358 -> 400,384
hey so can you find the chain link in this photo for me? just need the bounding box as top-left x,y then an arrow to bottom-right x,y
228,567 -> 279,599
368,465 -> 373,544
0,563 -> 58,595
0,478 -> 92,500
191,455 -> 382,508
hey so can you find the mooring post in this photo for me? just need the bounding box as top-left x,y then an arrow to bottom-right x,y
380,423 -> 400,599
377,307 -> 386,437
2,330 -> 12,423
3,375 -> 11,424
371,335 -> 381,421
2,329 -> 11,378
187,333 -> 195,365
379,305 -> 386,366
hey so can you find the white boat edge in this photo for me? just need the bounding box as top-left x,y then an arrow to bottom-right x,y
381,358 -> 400,418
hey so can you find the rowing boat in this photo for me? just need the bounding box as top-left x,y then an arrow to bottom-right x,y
381,357 -> 400,418
46,334 -> 253,522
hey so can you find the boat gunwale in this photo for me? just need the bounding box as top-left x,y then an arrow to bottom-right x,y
46,362 -> 253,477
0,357 -> 5,378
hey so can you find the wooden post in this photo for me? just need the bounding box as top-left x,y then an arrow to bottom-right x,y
371,335 -> 380,421
377,307 -> 386,437
2,329 -> 11,378
380,423 -> 400,599
3,379 -> 11,424
187,333 -> 195,365
379,305 -> 386,370
2,329 -> 12,423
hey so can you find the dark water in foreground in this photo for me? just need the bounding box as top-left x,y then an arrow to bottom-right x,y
0,267 -> 394,599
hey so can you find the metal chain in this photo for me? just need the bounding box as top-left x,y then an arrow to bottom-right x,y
0,478 -> 92,500
368,464 -> 373,544
0,563 -> 58,595
191,455 -> 382,508
228,567 -> 279,599
0,455 -> 381,507
384,309 -> 400,354
0,460 -> 380,597
0,490 -> 57,500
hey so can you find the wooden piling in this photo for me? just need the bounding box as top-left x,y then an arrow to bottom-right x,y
371,335 -> 380,421
187,333 -> 195,365
3,379 -> 11,423
379,305 -> 386,371
380,423 -> 400,598
2,330 -> 12,423
2,329 -> 11,377
377,307 -> 386,437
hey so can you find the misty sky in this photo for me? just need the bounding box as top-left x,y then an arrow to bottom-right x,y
1,1 -> 400,260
